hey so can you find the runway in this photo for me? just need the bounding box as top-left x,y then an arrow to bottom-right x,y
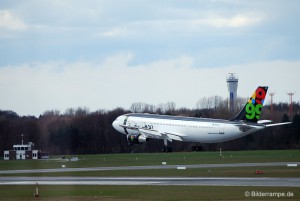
0,162 -> 298,174
1,176 -> 300,187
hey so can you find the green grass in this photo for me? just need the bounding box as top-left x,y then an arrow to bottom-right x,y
1,150 -> 300,171
0,185 -> 299,201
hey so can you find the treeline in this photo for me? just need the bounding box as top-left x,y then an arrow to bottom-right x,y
0,99 -> 300,155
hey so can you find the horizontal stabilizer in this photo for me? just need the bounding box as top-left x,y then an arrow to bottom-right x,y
265,122 -> 292,127
257,120 -> 273,124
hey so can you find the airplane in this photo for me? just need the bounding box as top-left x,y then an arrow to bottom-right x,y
112,86 -> 292,152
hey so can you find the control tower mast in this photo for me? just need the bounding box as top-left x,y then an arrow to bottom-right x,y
226,73 -> 238,112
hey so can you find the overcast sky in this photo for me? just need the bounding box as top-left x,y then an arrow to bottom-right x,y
0,0 -> 299,116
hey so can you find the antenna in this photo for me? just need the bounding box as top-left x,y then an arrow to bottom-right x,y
21,133 -> 24,145
269,92 -> 275,111
286,91 -> 295,117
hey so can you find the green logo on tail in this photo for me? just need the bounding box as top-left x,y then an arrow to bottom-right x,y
245,87 -> 267,121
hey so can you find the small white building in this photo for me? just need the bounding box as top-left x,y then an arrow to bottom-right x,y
4,142 -> 40,160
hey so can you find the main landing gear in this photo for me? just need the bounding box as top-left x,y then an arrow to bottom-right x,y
162,138 -> 172,152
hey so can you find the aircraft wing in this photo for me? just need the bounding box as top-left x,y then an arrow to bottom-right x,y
139,127 -> 161,137
139,128 -> 187,142
120,125 -> 186,142
161,132 -> 187,141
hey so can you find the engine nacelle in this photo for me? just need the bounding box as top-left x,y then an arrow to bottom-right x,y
127,134 -> 149,144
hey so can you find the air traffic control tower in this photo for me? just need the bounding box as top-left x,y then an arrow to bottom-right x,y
226,73 -> 238,112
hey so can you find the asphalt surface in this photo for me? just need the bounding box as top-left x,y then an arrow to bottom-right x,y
0,162 -> 299,174
1,176 -> 300,186
0,162 -> 299,187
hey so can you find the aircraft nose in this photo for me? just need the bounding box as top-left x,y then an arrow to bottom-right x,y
112,119 -> 118,130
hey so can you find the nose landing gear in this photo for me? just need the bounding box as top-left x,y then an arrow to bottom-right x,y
192,144 -> 203,151
162,146 -> 173,152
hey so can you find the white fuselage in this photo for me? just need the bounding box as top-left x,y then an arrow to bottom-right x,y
112,113 -> 265,143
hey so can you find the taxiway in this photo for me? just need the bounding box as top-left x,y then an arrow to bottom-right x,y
0,162 -> 298,174
1,176 -> 300,187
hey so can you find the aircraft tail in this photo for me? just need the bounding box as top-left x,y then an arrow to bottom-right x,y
231,86 -> 268,123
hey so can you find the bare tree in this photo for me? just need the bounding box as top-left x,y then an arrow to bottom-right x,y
130,102 -> 156,113
42,110 -> 60,116
196,96 -> 223,110
165,101 -> 176,113
212,96 -> 223,111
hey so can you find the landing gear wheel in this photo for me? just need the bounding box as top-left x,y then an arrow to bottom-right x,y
162,146 -> 173,152
128,144 -> 133,153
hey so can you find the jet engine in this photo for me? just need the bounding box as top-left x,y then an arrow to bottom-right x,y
127,134 -> 149,144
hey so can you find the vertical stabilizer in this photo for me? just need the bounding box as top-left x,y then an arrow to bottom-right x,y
232,86 -> 268,123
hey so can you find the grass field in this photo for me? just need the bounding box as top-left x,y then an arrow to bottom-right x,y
1,150 -> 300,171
1,150 -> 299,200
0,185 -> 299,201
